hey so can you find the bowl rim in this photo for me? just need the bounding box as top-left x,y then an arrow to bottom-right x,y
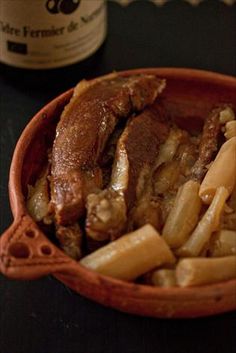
2,67 -> 236,318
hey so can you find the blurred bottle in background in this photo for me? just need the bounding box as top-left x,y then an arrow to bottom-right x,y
0,0 -> 107,69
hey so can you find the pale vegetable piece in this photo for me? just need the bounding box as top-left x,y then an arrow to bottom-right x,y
150,269 -> 176,287
222,210 -> 236,231
154,160 -> 180,194
177,187 -> 229,257
160,194 -> 176,224
209,230 -> 236,257
219,106 -> 235,124
199,137 -> 236,204
222,184 -> 236,230
154,128 -> 187,169
224,203 -> 234,214
176,141 -> 199,177
80,224 -> 175,281
224,120 -> 236,140
162,180 -> 202,248
228,182 -> 236,211
176,256 -> 236,287
27,167 -> 49,222
56,223 -> 83,260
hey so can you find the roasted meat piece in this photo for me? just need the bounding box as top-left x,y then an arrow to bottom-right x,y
129,193 -> 162,231
86,103 -> 169,240
51,74 -> 165,226
190,105 -> 231,181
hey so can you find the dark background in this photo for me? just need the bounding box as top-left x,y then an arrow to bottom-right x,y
0,1 -> 236,352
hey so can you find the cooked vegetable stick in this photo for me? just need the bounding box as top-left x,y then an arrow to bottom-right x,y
209,230 -> 236,257
224,120 -> 236,140
176,256 -> 236,287
199,137 -> 236,204
219,106 -> 235,124
177,187 -> 229,257
228,182 -> 236,211
154,160 -> 181,194
80,224 -> 175,281
27,167 -> 49,222
222,184 -> 236,230
222,213 -> 236,231
162,180 -> 202,248
154,128 -> 187,169
150,269 -> 176,287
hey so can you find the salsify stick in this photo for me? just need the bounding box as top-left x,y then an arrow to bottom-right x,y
208,230 -> 236,257
199,137 -> 236,205
176,256 -> 236,287
162,180 -> 202,248
177,186 -> 229,257
227,181 -> 236,212
150,269 -> 176,287
80,224 -> 175,281
218,105 -> 235,124
162,106 -> 229,249
154,128 -> 187,169
224,120 -> 236,140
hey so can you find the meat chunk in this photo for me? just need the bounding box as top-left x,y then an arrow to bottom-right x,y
133,126 -> 199,232
190,105 -> 228,181
133,129 -> 198,231
129,193 -> 162,231
51,74 -> 165,225
86,103 -> 169,240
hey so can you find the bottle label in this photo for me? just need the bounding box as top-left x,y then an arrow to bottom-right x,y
0,0 -> 107,69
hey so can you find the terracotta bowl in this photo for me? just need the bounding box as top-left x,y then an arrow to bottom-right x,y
1,68 -> 236,318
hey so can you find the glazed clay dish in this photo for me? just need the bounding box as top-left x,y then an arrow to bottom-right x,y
0,68 -> 236,318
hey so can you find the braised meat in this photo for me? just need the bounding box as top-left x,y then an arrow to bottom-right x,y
51,74 -> 165,226
86,103 -> 169,240
190,105 -> 228,181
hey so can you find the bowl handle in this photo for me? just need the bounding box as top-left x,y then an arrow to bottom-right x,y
0,215 -> 74,280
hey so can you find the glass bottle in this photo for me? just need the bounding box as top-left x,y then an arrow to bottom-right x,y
0,0 -> 107,69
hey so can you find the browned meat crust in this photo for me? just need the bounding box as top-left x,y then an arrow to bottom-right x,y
86,103 -> 169,240
51,74 -> 165,225
190,105 -> 225,181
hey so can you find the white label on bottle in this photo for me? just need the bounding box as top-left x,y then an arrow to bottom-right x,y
0,0 -> 107,69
